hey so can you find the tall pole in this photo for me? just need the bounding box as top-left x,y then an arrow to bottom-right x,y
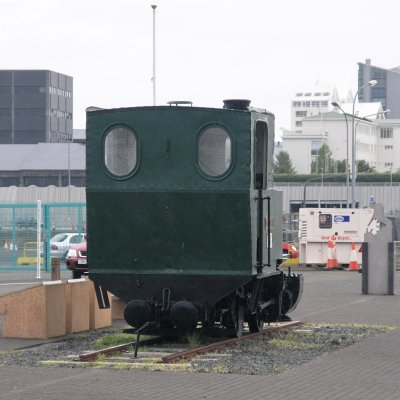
351,94 -> 357,208
36,200 -> 41,279
331,102 -> 349,208
151,4 -> 157,106
68,139 -> 71,203
344,114 -> 349,209
390,167 -> 393,213
351,80 -> 377,208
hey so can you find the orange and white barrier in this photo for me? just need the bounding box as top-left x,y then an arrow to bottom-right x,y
325,239 -> 340,269
347,242 -> 360,271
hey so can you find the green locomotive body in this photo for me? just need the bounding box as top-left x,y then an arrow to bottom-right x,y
86,100 -> 302,336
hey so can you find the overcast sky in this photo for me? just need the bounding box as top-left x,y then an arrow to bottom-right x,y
1,0 -> 399,138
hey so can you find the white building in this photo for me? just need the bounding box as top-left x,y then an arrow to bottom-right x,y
376,119 -> 400,172
282,107 -> 400,174
289,84 -> 352,134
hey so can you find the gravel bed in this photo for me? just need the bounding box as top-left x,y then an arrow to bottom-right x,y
193,324 -> 393,375
0,326 -> 124,368
0,323 -> 394,375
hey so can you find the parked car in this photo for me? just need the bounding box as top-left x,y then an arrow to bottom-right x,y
276,242 -> 298,266
282,242 -> 298,259
49,232 -> 86,260
16,216 -> 37,228
66,241 -> 87,279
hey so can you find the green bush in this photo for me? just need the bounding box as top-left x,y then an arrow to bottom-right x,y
273,173 -> 400,183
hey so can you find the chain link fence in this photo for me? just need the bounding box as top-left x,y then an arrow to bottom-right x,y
282,212 -> 299,245
0,202 -> 86,271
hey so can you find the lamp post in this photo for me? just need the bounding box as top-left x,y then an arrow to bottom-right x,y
355,109 -> 390,131
151,4 -> 157,106
332,102 -> 349,208
351,79 -> 378,207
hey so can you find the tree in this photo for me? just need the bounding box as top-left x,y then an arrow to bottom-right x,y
310,143 -> 335,174
336,160 -> 347,173
274,151 -> 296,174
356,160 -> 376,173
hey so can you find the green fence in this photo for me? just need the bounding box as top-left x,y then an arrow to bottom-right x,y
0,202 -> 86,271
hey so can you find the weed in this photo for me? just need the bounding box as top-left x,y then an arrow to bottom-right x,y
94,333 -> 153,349
186,331 -> 203,348
210,364 -> 230,374
96,353 -> 106,362
268,336 -> 322,350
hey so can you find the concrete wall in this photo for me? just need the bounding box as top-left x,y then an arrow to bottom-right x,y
274,182 -> 400,213
0,279 -> 112,339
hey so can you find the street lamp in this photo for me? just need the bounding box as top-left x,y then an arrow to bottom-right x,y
332,101 -> 349,208
351,79 -> 378,207
355,109 -> 390,131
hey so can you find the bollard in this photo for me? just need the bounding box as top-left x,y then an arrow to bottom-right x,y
51,257 -> 61,281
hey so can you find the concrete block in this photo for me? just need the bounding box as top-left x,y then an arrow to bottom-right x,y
112,296 -> 126,320
88,280 -> 112,329
0,282 -> 67,339
65,279 -> 90,334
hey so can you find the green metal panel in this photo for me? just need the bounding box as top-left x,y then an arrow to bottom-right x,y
86,106 -> 252,191
86,106 -> 276,278
87,191 -> 252,276
265,189 -> 283,265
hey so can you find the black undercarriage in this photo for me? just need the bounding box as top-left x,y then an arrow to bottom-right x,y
91,270 -> 303,337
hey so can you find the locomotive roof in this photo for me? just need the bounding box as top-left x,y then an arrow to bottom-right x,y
86,105 -> 274,117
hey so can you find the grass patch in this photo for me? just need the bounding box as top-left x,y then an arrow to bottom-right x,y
268,335 -> 323,350
94,333 -> 153,349
186,331 -> 203,348
95,353 -> 107,362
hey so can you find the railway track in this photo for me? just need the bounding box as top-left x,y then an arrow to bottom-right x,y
77,320 -> 302,365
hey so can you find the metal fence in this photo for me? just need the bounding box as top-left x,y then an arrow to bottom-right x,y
1,205 -> 398,271
0,202 -> 86,271
282,212 -> 299,245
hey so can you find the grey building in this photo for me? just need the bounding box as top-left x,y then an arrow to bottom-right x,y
358,59 -> 400,118
0,143 -> 85,187
0,70 -> 73,144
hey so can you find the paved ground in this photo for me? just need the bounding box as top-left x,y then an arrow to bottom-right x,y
1,269 -> 400,400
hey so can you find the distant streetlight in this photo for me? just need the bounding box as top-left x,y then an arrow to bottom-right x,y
351,79 -> 378,207
355,109 -> 390,131
151,4 -> 157,106
331,101 -> 350,208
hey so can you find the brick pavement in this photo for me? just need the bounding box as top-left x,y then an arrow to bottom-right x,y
1,270 -> 400,400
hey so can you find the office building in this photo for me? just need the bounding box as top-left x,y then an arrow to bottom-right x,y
0,70 -> 73,144
289,84 -> 352,133
282,107 -> 398,174
358,59 -> 400,118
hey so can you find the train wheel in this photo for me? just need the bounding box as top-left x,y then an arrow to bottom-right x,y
248,312 -> 264,333
233,305 -> 244,338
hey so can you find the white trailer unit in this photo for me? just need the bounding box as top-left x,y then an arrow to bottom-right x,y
298,208 -> 374,267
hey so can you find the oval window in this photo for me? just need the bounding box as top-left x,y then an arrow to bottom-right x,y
104,126 -> 137,177
198,126 -> 232,177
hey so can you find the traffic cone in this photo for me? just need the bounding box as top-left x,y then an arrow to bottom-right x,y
324,240 -> 340,270
347,242 -> 360,271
